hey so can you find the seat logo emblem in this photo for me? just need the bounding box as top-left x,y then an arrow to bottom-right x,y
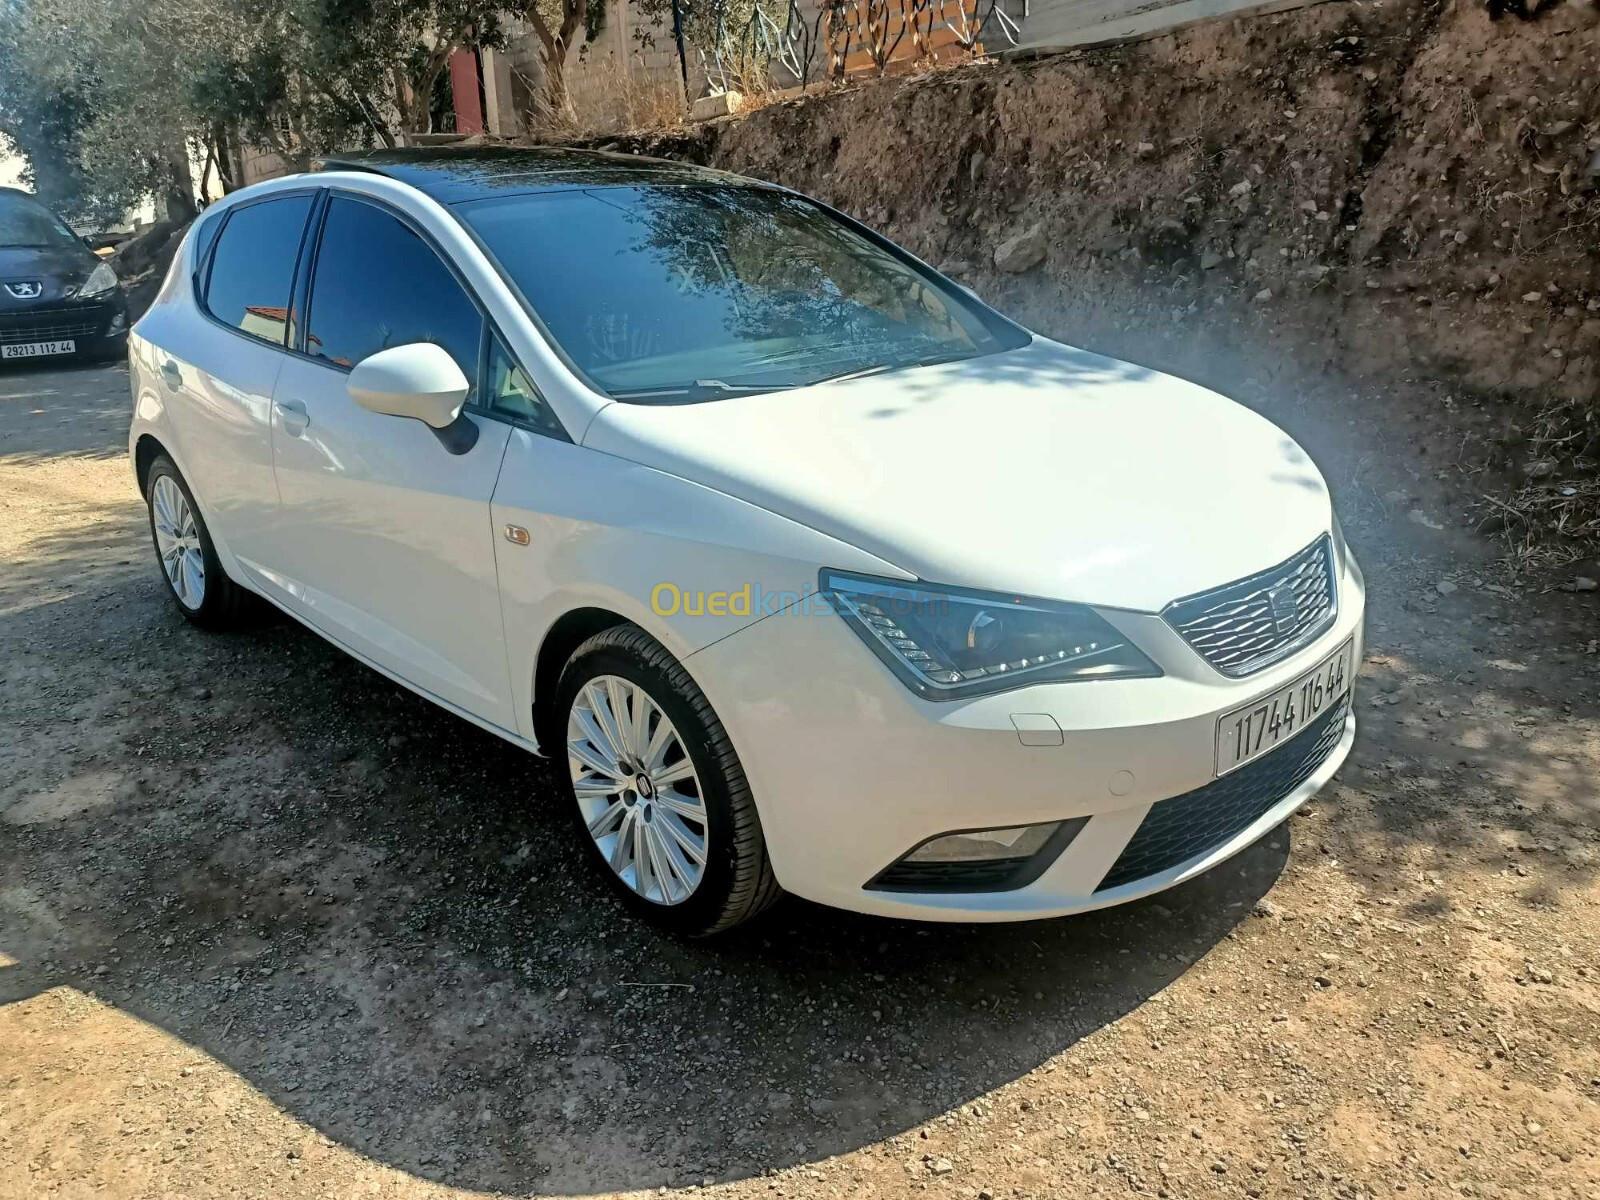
4,281 -> 43,299
1267,584 -> 1300,635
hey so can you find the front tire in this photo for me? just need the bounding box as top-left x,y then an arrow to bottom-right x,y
555,625 -> 781,936
144,455 -> 255,630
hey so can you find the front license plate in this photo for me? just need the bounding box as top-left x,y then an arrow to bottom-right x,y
1,339 -> 76,359
1215,639 -> 1354,776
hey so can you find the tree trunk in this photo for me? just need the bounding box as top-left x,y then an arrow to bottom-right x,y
213,124 -> 238,193
161,140 -> 197,223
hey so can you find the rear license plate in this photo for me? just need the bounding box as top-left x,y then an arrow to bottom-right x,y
1215,639 -> 1353,776
1,340 -> 76,359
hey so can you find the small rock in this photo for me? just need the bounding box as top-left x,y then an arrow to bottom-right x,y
1134,142 -> 1157,158
928,1158 -> 954,1176
1253,288 -> 1273,303
1253,898 -> 1280,919
1200,250 -> 1224,270
1229,180 -> 1253,197
1408,509 -> 1444,530
1522,292 -> 1544,303
1573,577 -> 1598,593
1436,580 -> 1458,595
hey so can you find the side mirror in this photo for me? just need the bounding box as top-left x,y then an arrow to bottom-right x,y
348,343 -> 468,427
348,343 -> 479,453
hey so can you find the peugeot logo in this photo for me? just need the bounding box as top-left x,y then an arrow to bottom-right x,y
1266,584 -> 1300,635
4,281 -> 43,300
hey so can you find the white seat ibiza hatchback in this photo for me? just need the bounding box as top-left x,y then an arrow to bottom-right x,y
128,149 -> 1363,935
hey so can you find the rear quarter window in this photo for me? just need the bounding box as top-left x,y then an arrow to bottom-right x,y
188,209 -> 226,282
201,194 -> 315,346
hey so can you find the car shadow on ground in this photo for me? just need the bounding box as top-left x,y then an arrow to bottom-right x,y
0,548 -> 1282,1193
0,359 -> 132,466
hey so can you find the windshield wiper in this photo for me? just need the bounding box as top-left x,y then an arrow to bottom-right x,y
610,378 -> 775,400
810,352 -> 971,387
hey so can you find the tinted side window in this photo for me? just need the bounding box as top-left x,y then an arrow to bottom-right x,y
305,197 -> 482,396
203,195 -> 314,345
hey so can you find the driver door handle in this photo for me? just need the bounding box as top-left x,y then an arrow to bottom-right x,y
274,398 -> 310,437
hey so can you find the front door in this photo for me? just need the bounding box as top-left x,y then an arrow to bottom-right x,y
260,194 -> 516,730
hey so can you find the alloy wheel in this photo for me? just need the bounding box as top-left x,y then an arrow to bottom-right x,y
151,474 -> 206,609
566,675 -> 709,905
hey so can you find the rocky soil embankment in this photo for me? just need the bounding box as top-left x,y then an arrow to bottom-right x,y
614,0 -> 1600,566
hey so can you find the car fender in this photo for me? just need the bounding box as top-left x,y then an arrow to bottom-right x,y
491,429 -> 910,746
126,332 -> 256,585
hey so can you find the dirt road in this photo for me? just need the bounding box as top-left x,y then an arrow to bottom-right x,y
2,355 -> 1597,1200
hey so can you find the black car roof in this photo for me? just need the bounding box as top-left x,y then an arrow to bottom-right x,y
312,147 -> 758,205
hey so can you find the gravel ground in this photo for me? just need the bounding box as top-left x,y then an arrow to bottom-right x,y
1,355 -> 1597,1200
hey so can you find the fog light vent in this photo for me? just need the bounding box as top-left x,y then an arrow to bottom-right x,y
868,818 -> 1088,894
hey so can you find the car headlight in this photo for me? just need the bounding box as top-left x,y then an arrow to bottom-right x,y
820,571 -> 1162,701
80,262 -> 118,299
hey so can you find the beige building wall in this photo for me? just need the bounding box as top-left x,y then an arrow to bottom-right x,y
494,1 -> 696,136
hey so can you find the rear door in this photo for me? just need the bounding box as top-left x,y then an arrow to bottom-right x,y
147,191 -> 317,570
259,193 -> 517,729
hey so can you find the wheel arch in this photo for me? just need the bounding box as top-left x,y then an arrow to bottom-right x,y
133,433 -> 170,497
531,606 -> 633,752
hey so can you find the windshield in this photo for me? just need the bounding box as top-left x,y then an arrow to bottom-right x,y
0,197 -> 80,249
456,184 -> 1027,402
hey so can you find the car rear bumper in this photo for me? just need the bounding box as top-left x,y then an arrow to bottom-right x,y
684,549 -> 1364,922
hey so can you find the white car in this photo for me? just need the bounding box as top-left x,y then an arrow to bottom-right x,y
128,149 -> 1364,935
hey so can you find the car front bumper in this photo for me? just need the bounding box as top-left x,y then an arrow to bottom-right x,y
0,294 -> 129,358
685,548 -> 1365,922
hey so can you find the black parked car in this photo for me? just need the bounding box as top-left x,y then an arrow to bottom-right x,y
0,187 -> 128,364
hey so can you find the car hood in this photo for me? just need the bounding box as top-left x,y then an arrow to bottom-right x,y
580,338 -> 1333,612
0,243 -> 98,307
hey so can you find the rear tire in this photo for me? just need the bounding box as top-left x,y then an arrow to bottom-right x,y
143,455 -> 256,630
554,624 -> 781,936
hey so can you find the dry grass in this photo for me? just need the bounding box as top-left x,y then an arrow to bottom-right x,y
514,53 -> 687,138
1474,400 -> 1600,575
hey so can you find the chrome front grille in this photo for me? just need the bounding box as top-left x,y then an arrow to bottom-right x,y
1164,536 -> 1337,677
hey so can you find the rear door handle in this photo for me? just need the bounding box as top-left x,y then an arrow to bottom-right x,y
159,360 -> 182,388
274,398 -> 310,437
